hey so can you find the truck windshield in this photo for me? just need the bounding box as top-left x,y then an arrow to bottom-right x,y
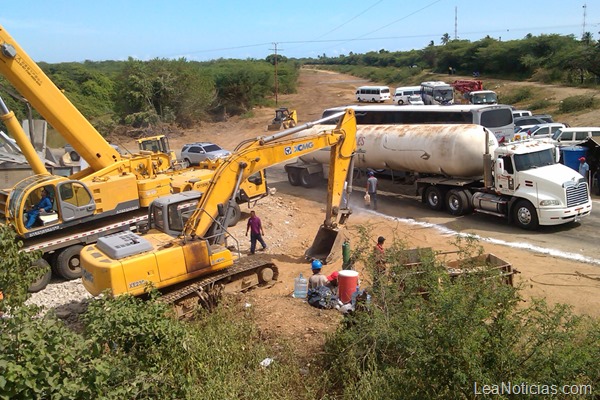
433,89 -> 453,102
513,149 -> 555,171
471,92 -> 498,105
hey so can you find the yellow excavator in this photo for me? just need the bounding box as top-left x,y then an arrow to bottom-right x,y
81,109 -> 356,317
136,135 -> 186,170
267,107 -> 297,131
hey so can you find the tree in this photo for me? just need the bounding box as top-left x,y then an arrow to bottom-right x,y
441,33 -> 450,45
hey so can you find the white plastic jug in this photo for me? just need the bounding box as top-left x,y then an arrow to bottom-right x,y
293,273 -> 308,298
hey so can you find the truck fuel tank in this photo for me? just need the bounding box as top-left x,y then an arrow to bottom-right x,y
300,124 -> 498,178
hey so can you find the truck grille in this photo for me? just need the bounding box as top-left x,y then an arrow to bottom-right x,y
566,184 -> 588,207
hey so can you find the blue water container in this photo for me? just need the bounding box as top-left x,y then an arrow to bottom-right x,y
561,146 -> 588,172
293,273 -> 308,298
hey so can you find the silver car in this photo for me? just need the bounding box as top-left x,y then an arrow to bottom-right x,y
180,142 -> 231,165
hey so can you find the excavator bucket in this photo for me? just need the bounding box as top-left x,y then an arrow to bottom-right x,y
305,225 -> 347,265
267,122 -> 282,131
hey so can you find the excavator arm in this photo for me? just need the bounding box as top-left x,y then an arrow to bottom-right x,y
183,108 -> 356,239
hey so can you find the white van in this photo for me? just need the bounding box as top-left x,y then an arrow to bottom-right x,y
393,86 -> 422,105
512,110 -> 532,118
551,127 -> 600,147
355,86 -> 390,103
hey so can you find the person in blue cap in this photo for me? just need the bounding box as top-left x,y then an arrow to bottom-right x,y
308,259 -> 328,289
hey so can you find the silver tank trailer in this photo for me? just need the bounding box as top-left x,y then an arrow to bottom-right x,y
299,124 -> 498,178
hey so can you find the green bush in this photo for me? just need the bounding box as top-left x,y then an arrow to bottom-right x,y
320,233 -> 600,399
558,95 -> 597,113
528,99 -> 552,110
501,87 -> 533,105
0,225 -> 44,312
0,290 -> 315,399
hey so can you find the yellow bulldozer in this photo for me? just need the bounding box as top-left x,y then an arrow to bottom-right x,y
267,107 -> 297,131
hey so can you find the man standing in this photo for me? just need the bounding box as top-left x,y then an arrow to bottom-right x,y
25,188 -> 52,229
245,210 -> 267,255
366,171 -> 378,210
579,157 -> 590,182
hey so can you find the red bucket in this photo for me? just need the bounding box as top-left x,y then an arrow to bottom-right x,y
338,270 -> 359,304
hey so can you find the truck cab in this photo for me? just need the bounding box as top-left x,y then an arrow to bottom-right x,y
491,140 -> 591,228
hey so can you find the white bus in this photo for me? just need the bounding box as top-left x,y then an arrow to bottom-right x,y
355,86 -> 390,103
321,104 -> 515,143
393,86 -> 422,105
420,81 -> 454,105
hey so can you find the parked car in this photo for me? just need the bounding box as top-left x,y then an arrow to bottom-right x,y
180,142 -> 231,165
512,109 -> 532,118
514,116 -> 549,128
407,94 -> 424,105
533,114 -> 555,124
551,127 -> 600,147
522,123 -> 566,139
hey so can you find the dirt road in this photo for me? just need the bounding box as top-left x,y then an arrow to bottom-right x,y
116,68 -> 600,358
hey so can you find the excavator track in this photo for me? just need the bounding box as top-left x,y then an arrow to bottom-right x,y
158,254 -> 279,319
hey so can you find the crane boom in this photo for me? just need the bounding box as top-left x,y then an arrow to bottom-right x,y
0,24 -> 120,170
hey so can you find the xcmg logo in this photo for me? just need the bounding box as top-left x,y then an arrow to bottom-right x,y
284,142 -> 314,155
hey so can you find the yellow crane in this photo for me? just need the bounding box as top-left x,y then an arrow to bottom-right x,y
81,109 -> 356,317
0,23 -> 266,289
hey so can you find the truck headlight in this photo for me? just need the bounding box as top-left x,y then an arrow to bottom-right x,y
539,199 -> 560,206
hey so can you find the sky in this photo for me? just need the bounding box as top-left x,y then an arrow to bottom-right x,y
1,1 -> 599,63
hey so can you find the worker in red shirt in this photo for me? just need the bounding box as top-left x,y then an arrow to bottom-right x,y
374,235 -> 386,269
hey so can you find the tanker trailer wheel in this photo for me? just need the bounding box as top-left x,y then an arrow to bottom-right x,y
424,186 -> 445,211
55,245 -> 84,280
513,200 -> 539,230
300,170 -> 321,188
445,189 -> 471,216
287,169 -> 301,186
227,202 -> 241,227
28,258 -> 52,293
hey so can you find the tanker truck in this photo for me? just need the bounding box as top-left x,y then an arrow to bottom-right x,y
285,124 -> 592,230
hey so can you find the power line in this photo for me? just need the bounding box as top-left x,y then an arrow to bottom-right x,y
284,0 -> 385,53
164,22 -> 597,59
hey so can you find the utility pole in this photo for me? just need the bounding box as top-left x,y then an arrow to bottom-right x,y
270,42 -> 282,106
582,3 -> 587,39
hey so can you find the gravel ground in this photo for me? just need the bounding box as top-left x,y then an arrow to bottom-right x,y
26,279 -> 93,319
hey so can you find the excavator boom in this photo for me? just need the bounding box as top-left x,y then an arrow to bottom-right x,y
183,109 -> 355,239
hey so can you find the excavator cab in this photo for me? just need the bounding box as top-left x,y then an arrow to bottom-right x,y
137,135 -> 188,170
267,107 -> 298,131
